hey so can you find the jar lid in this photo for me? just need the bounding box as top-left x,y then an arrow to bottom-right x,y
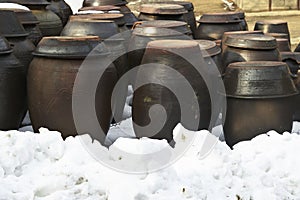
196,40 -> 221,57
0,10 -> 28,37
71,13 -> 125,26
224,34 -> 277,50
255,20 -> 287,25
132,26 -> 186,37
0,36 -> 13,54
79,5 -> 121,11
134,20 -> 191,34
157,1 -> 194,11
139,4 -> 187,15
223,61 -> 298,98
33,36 -> 103,59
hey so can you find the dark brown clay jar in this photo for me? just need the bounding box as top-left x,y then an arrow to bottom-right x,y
128,27 -> 190,83
221,30 -> 263,52
132,40 -> 212,143
196,40 -> 222,73
14,9 -> 43,45
61,18 -> 119,39
223,61 -> 298,147
222,34 -> 281,73
28,36 -> 118,141
0,10 -> 35,74
0,36 -> 27,130
138,4 -> 187,22
18,0 -> 63,36
83,0 -> 128,6
276,38 -> 291,52
71,14 -> 127,32
254,20 -> 290,43
196,12 -> 244,40
154,1 -> 197,38
293,70 -> 300,121
46,0 -> 73,26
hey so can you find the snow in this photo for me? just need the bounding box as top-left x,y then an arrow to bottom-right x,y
0,3 -> 30,10
1,123 -> 300,199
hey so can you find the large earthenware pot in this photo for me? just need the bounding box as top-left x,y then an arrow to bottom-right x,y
138,4 -> 187,22
61,18 -> 119,39
71,13 -> 127,32
196,12 -> 244,40
133,40 -> 212,144
0,36 -> 27,130
153,1 -> 196,37
128,27 -> 190,83
293,70 -> 300,121
133,20 -> 192,36
222,34 -> 281,73
46,0 -> 73,26
254,20 -> 290,43
18,0 -> 63,36
0,10 -> 35,74
223,61 -> 298,147
196,40 -> 222,73
28,36 -> 118,140
221,30 -> 263,51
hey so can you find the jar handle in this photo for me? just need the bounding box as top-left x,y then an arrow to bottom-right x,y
131,21 -> 143,30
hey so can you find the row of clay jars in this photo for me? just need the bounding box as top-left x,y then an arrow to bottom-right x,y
0,10 -> 35,74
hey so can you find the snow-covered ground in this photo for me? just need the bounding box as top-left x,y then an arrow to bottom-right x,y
1,121 -> 300,199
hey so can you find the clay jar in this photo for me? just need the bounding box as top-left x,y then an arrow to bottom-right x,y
10,8 -> 42,45
254,20 -> 290,43
0,36 -> 27,130
138,4 -> 187,22
132,40 -> 212,144
154,1 -> 197,37
19,0 -> 63,36
196,40 -> 222,73
221,30 -> 263,52
196,12 -> 245,40
28,36 -> 118,141
223,61 -> 298,147
222,34 -> 281,73
128,27 -> 190,84
70,14 -> 127,32
0,10 -> 35,74
46,0 -> 73,26
61,18 -> 119,39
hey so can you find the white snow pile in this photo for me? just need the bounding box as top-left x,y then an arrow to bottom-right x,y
0,3 -> 30,11
1,120 -> 300,199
